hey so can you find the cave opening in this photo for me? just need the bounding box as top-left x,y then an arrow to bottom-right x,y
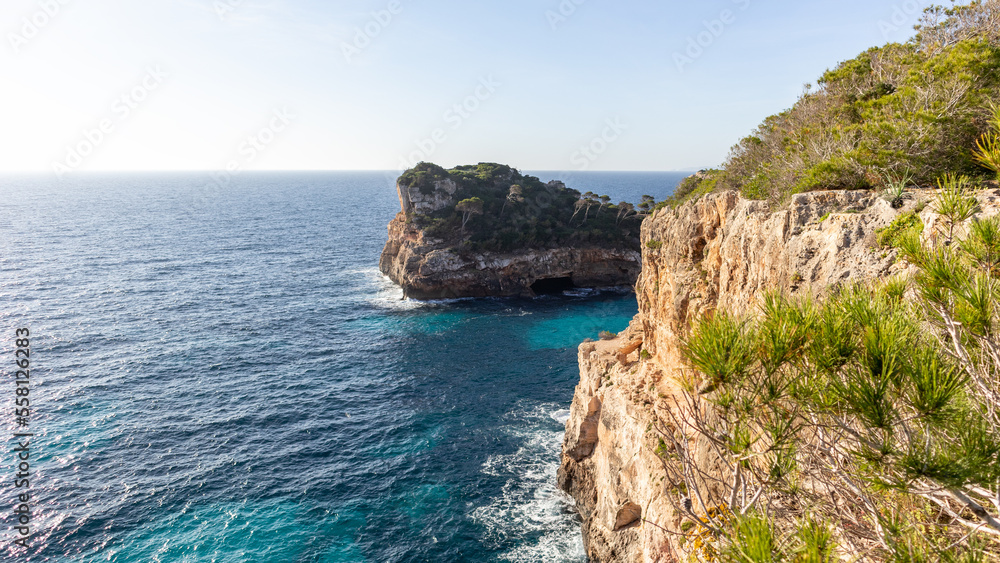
530,276 -> 576,295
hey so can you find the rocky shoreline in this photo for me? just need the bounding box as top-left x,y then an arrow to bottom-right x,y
380,211 -> 640,299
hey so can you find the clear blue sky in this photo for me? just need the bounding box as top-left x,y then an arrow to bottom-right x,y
0,0 -> 934,173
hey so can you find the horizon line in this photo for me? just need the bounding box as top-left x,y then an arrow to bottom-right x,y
0,169 -> 703,175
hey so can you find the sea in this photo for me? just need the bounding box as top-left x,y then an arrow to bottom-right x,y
0,171 -> 687,563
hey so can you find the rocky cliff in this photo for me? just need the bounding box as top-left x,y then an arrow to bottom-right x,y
558,188 -> 1000,562
380,166 -> 641,300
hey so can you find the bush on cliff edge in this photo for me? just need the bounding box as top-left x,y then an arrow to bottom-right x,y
706,1 -> 1000,205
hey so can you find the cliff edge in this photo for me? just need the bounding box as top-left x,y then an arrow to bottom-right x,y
558,187 -> 1000,562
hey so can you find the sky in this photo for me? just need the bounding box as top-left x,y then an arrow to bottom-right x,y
0,0 -> 936,174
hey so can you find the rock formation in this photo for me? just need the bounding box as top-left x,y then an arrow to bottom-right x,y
380,165 -> 641,300
558,188 -> 1000,562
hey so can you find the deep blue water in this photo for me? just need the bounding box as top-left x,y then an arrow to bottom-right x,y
0,171 -> 684,562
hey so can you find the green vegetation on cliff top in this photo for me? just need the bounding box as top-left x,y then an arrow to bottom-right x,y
696,1 -> 1000,205
399,162 -> 650,253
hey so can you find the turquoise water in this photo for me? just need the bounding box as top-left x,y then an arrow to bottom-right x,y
0,172 -> 682,562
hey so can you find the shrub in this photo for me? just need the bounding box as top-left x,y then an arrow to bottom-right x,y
598,331 -> 617,341
934,173 -> 980,242
879,170 -> 913,209
973,103 -> 1000,180
659,170 -> 722,209
714,6 -> 1000,204
399,162 -> 449,195
875,211 -> 923,248
974,132 -> 1000,179
656,213 -> 1000,560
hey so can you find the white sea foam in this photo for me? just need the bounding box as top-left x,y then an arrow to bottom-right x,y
550,409 -> 572,425
472,403 -> 586,562
356,267 -> 427,311
356,267 -> 482,310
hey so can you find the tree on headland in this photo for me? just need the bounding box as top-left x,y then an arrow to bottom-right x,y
571,199 -> 589,224
616,201 -> 636,226
637,195 -> 656,214
572,193 -> 601,225
599,195 -> 611,214
456,197 -> 484,232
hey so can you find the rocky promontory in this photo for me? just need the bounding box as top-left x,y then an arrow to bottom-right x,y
380,163 -> 643,299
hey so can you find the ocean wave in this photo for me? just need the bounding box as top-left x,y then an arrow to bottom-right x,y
357,268 -> 484,311
472,403 -> 585,563
359,268 -> 427,311
550,409 -> 572,425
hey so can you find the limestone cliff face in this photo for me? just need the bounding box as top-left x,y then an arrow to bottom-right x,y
396,177 -> 459,215
380,179 -> 640,300
558,188 -> 1000,562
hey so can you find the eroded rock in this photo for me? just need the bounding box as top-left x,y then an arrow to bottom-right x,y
380,178 -> 641,299
559,188 -> 1000,562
